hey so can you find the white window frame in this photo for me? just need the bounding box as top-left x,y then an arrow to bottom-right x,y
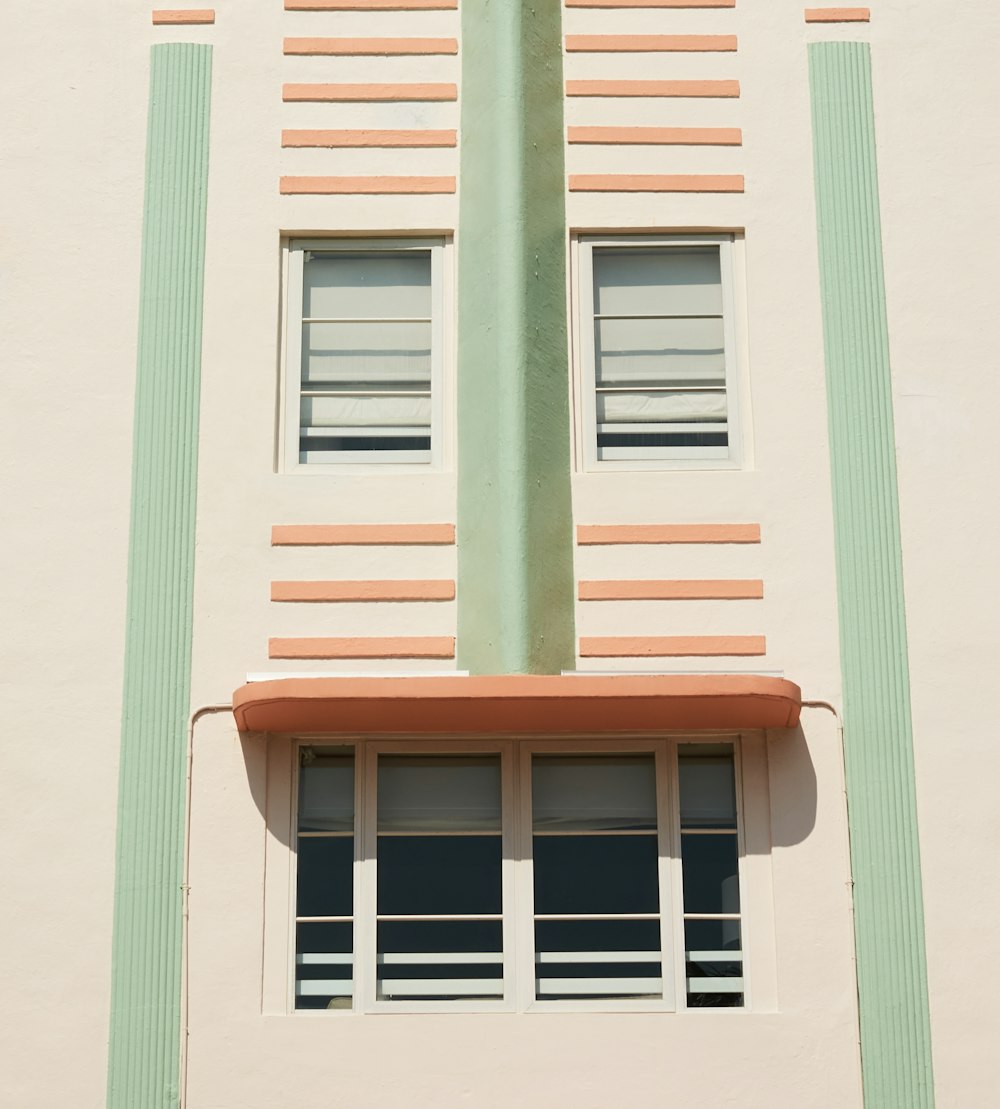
280,236 -> 450,473
280,734 -> 752,1016
573,232 -> 743,472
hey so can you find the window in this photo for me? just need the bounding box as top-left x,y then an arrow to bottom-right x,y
293,739 -> 746,1012
575,234 -> 742,469
283,238 -> 447,468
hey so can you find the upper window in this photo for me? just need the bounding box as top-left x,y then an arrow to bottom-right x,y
283,238 -> 447,469
575,234 -> 742,470
293,738 -> 746,1013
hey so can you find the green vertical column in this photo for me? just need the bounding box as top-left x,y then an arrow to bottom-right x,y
809,42 -> 935,1109
456,0 -> 576,674
107,44 -> 211,1109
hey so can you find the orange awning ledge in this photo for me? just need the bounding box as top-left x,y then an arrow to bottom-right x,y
232,673 -> 801,734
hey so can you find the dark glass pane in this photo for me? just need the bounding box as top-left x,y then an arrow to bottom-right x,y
377,920 -> 503,1002
678,748 -> 736,829
533,834 -> 659,915
532,755 -> 656,831
378,755 -> 501,832
295,921 -> 353,1011
681,833 -> 739,915
534,918 -> 662,1001
296,836 -> 353,918
377,835 -> 502,916
298,750 -> 353,832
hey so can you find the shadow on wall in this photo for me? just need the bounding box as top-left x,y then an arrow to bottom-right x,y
237,725 -> 820,852
767,725 -> 819,848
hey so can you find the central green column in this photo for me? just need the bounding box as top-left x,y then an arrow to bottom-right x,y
456,0 -> 576,675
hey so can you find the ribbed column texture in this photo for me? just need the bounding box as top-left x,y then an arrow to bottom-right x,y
456,0 -> 576,674
809,43 -> 935,1109
107,44 -> 211,1109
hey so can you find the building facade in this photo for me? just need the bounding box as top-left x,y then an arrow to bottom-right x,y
3,2 -> 998,1107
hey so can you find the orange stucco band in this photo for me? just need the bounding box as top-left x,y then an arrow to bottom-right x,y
565,35 -> 737,52
566,0 -> 734,7
151,9 -> 215,23
280,176 -> 456,194
577,523 -> 760,544
271,580 -> 456,602
272,524 -> 455,545
570,174 -> 744,193
283,83 -> 457,102
286,0 -> 456,8
804,7 -> 870,21
283,129 -> 457,147
284,37 -> 458,55
567,79 -> 740,97
269,636 -> 456,659
232,673 -> 802,733
568,126 -> 742,145
580,579 -> 764,600
580,636 -> 766,657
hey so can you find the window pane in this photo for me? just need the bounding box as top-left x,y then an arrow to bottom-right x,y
595,316 -> 725,386
296,836 -> 353,918
377,836 -> 502,916
304,250 -> 431,320
679,748 -> 737,828
301,393 -> 431,432
298,750 -> 354,832
533,835 -> 659,915
684,919 -> 743,1008
377,921 -> 503,1002
532,755 -> 657,831
378,756 -> 501,832
302,320 -> 431,386
534,919 -> 662,1001
593,247 -> 722,317
680,833 -> 740,914
597,390 -> 727,427
295,921 -> 353,1010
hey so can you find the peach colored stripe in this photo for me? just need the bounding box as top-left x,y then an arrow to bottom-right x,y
283,83 -> 457,102
579,579 -> 764,601
271,580 -> 456,602
283,129 -> 457,148
281,176 -> 456,195
566,0 -> 734,7
570,174 -> 744,193
568,126 -> 742,146
152,8 -> 214,23
565,35 -> 737,52
272,524 -> 455,545
566,80 -> 739,98
269,636 -> 456,659
577,524 -> 761,544
804,7 -> 870,21
580,636 -> 766,657
284,37 -> 458,55
286,0 -> 456,8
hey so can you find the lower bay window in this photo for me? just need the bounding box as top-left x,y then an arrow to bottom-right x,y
293,738 -> 746,1013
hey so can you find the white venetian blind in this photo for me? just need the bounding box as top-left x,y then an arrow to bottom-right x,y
300,249 -> 433,462
592,246 -> 729,459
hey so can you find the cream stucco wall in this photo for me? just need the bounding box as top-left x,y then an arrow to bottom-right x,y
2,1 -> 998,1106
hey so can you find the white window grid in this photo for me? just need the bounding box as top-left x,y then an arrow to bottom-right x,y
288,735 -> 749,1015
280,237 -> 450,473
572,232 -> 744,473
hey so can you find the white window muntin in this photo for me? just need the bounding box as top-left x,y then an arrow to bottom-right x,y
291,736 -> 746,1015
576,233 -> 742,472
282,237 -> 447,472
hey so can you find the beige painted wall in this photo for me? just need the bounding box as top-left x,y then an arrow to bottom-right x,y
2,0 -> 997,1105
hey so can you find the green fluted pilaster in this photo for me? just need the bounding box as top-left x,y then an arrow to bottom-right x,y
809,42 -> 935,1109
456,0 -> 576,674
107,44 -> 211,1109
